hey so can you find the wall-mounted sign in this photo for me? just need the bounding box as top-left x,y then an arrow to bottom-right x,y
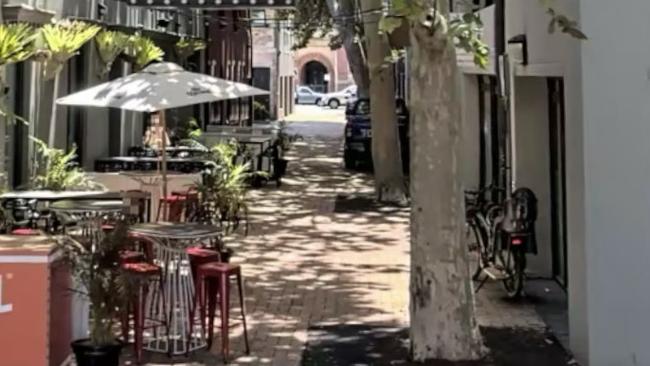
0,274 -> 13,313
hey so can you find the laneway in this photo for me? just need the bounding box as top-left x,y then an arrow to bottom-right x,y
133,106 -> 562,365
227,108 -> 411,365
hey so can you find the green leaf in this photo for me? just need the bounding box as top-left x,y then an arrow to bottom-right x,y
39,20 -> 101,80
378,16 -> 404,35
95,30 -> 130,77
124,35 -> 165,71
0,23 -> 36,66
175,38 -> 206,60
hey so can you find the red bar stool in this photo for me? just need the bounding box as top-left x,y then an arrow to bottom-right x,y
10,228 -> 40,235
156,194 -> 186,222
186,246 -> 221,280
191,262 -> 249,362
156,189 -> 199,222
121,262 -> 168,364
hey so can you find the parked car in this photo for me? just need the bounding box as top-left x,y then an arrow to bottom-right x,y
343,98 -> 410,172
294,86 -> 324,105
319,85 -> 357,109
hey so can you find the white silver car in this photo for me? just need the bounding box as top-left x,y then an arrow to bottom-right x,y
295,86 -> 325,105
319,85 -> 357,109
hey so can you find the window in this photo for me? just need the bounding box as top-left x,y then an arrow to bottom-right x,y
251,10 -> 267,27
356,100 -> 370,115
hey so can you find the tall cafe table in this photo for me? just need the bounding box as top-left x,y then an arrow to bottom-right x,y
49,199 -> 129,237
128,222 -> 222,355
49,199 -> 130,340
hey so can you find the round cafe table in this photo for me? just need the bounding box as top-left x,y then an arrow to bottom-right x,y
128,222 -> 222,355
50,199 -> 129,237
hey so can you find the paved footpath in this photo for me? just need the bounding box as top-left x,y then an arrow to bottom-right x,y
129,109 -> 547,366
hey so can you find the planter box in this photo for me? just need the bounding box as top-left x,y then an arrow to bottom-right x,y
0,235 -> 72,366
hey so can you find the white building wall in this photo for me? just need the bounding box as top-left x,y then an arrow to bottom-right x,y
456,1 -> 589,362
578,0 -> 650,365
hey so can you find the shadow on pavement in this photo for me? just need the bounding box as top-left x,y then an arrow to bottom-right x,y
301,324 -> 575,366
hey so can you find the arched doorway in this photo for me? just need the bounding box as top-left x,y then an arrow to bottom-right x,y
302,61 -> 328,93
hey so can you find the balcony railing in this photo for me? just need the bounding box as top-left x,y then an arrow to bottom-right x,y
117,0 -> 295,8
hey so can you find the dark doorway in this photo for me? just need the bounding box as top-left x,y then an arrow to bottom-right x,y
252,67 -> 271,120
548,78 -> 568,288
302,61 -> 328,93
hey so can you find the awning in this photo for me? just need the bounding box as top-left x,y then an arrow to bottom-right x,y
120,0 -> 295,8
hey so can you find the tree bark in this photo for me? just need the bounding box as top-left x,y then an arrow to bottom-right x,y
338,0 -> 370,98
47,73 -> 60,147
324,0 -> 370,98
360,0 -> 407,204
409,1 -> 484,361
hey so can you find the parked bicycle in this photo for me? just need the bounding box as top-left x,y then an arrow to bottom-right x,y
464,186 -> 538,298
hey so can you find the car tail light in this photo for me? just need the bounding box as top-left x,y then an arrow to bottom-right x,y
511,237 -> 524,246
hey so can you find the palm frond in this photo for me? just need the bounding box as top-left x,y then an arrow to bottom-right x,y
175,38 -> 206,60
95,30 -> 130,77
124,35 -> 165,71
0,23 -> 36,66
39,20 -> 101,80
194,141 -> 253,234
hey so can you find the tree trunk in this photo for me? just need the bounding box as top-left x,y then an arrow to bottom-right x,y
360,0 -> 407,204
338,0 -> 370,98
48,73 -> 60,147
408,1 -> 484,361
324,0 -> 370,98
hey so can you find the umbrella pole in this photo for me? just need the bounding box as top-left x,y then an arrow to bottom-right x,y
161,111 -> 168,221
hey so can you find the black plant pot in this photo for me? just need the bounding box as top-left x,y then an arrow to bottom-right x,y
220,248 -> 234,263
72,339 -> 123,366
274,158 -> 289,178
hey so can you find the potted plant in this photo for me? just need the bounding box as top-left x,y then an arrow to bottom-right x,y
55,222 -> 130,366
271,121 -> 301,185
253,100 -> 271,122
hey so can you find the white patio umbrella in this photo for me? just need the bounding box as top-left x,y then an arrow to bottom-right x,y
56,62 -> 269,218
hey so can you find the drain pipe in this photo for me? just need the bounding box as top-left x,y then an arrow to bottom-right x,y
494,0 -> 512,197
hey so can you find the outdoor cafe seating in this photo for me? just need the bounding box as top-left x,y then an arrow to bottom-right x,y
0,186 -> 251,363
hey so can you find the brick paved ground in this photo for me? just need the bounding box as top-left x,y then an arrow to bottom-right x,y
126,108 -> 548,365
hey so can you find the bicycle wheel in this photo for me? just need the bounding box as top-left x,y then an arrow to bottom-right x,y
499,244 -> 526,298
466,214 -> 489,281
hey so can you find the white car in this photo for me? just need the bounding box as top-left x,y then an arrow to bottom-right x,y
319,85 -> 357,109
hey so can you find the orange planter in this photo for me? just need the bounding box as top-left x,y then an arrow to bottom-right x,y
0,236 -> 72,366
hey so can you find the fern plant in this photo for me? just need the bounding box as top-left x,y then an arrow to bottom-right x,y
95,30 -> 130,77
30,137 -> 103,191
0,23 -> 36,66
39,20 -> 101,80
38,20 -> 100,146
0,23 -> 37,124
194,141 -> 252,234
175,38 -> 206,61
123,35 -> 165,71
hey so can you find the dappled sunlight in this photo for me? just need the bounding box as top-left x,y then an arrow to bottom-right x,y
119,120 -> 410,365
217,122 -> 410,365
